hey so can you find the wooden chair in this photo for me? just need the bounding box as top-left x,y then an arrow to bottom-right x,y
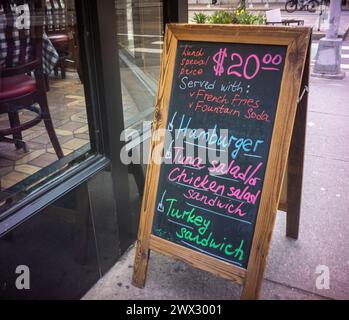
0,0 -> 63,158
45,0 -> 70,79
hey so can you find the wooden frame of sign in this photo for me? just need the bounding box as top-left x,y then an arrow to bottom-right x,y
132,24 -> 311,300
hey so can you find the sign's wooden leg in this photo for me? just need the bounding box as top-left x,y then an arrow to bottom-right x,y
285,102 -> 306,239
286,188 -> 301,239
241,283 -> 260,300
132,240 -> 150,288
286,166 -> 302,240
285,37 -> 310,240
240,257 -> 266,300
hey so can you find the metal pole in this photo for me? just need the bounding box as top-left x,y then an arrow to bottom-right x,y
326,0 -> 341,39
312,0 -> 345,79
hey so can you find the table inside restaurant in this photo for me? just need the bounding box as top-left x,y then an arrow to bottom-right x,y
0,30 -> 59,75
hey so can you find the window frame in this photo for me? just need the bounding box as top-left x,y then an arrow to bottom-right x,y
0,0 -> 131,236
0,0 -> 188,238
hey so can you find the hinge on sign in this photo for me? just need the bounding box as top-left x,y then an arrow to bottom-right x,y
297,85 -> 309,104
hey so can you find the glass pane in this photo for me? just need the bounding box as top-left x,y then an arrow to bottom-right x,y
0,166 -> 120,299
0,1 -> 91,214
116,0 -> 163,129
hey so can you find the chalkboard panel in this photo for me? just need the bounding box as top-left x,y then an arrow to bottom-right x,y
151,40 -> 286,269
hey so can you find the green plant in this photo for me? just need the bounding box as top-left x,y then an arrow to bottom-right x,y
232,9 -> 266,25
192,12 -> 208,24
208,11 -> 233,24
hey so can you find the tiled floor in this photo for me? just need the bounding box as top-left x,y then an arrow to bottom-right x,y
0,71 -> 89,191
0,61 -> 158,195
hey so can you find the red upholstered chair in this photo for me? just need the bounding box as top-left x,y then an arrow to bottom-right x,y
0,0 -> 63,158
45,0 -> 69,79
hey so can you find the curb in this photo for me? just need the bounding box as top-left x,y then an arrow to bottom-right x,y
312,25 -> 349,40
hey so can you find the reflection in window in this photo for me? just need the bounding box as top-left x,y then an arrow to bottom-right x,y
0,1 -> 90,212
116,0 -> 163,129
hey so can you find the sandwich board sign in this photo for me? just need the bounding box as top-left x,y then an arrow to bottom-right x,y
132,24 -> 310,299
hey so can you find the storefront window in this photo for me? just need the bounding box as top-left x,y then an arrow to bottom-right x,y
116,0 -> 163,129
0,1 -> 90,213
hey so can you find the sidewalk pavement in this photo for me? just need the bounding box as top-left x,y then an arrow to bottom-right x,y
83,71 -> 349,300
188,4 -> 349,40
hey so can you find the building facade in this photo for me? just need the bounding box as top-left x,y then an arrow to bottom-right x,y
0,0 -> 187,299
